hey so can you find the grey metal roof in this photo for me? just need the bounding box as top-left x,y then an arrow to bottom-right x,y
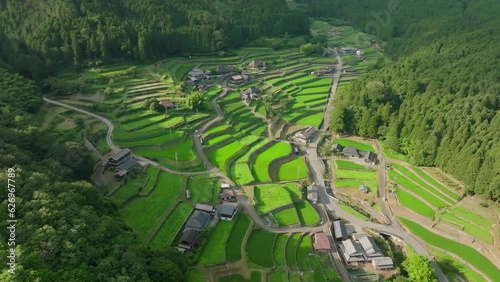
342,146 -> 359,157
186,210 -> 211,230
195,203 -> 214,213
307,185 -> 318,202
180,229 -> 200,246
358,235 -> 382,257
116,157 -> 138,171
110,148 -> 131,162
333,220 -> 348,239
221,202 -> 238,217
372,257 -> 394,267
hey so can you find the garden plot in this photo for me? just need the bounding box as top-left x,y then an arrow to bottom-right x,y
122,172 -> 183,240
149,202 -> 193,249
254,184 -> 294,214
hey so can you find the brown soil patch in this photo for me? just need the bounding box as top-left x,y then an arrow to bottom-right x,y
56,119 -> 76,130
72,93 -> 104,103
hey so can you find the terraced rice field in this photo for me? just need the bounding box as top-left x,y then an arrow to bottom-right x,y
122,172 -> 183,239
295,201 -> 321,226
276,157 -> 308,181
389,170 -> 449,208
395,189 -> 435,219
199,219 -> 236,266
273,234 -> 288,266
273,208 -> 300,226
252,142 -> 291,182
399,218 -> 500,281
246,231 -> 276,268
138,167 -> 161,196
254,184 -> 294,214
187,174 -> 219,203
439,212 -> 492,243
149,202 -> 193,249
231,139 -> 268,185
390,163 -> 455,205
285,233 -> 301,270
110,169 -> 149,204
334,160 -> 366,170
225,214 -> 251,262
296,235 -> 313,270
338,203 -> 369,220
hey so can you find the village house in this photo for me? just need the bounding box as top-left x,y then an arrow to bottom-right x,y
231,74 -> 249,84
109,148 -> 131,165
372,257 -> 394,270
158,99 -> 178,109
338,233 -> 389,265
313,233 -> 331,252
332,143 -> 344,153
220,201 -> 238,221
185,210 -> 211,230
342,146 -> 360,158
240,86 -> 260,100
311,68 -> 335,76
341,47 -> 357,55
342,67 -> 357,74
248,59 -> 266,69
178,229 -> 200,249
214,65 -> 233,74
332,220 -> 349,241
293,127 -> 317,144
363,151 -> 377,165
219,190 -> 235,201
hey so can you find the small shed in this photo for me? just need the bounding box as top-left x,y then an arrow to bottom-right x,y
221,183 -> 231,189
372,257 -> 394,270
359,185 -> 369,194
195,203 -> 215,213
221,201 -> 238,221
219,190 -> 235,201
186,190 -> 191,199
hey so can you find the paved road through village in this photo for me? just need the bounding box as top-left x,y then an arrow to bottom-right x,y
44,49 -> 449,281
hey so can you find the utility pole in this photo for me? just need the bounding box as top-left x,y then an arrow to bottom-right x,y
175,151 -> 178,171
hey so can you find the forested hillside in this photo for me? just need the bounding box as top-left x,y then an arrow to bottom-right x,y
320,0 -> 500,199
0,0 -> 308,79
0,67 -> 187,281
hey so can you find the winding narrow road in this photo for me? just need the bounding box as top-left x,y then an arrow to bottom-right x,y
45,48 -> 449,281
302,50 -> 448,281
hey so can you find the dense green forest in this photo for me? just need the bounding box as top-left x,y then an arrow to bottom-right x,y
0,67 -> 188,280
322,0 -> 500,200
0,0 -> 308,79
